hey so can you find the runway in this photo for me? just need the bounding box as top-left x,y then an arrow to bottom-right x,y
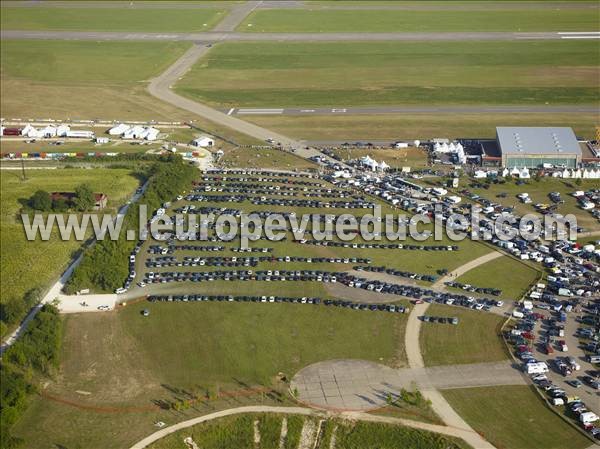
230,105 -> 600,116
3,30 -> 599,42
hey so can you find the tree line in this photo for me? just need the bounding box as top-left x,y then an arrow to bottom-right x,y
27,183 -> 96,213
66,154 -> 198,293
1,304 -> 62,448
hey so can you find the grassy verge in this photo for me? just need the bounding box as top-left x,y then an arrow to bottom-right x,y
442,386 -> 590,449
1,7 -> 226,32
239,8 -> 597,32
145,413 -> 471,449
176,41 -> 599,107
420,304 -> 508,366
245,113 -> 600,141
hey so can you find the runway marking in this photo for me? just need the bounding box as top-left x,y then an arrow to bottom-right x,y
227,108 -> 235,115
560,36 -> 600,39
557,31 -> 600,35
300,109 -> 316,113
331,108 -> 347,113
237,108 -> 283,115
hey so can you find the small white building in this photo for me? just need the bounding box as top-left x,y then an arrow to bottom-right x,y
191,136 -> 215,148
95,137 -> 109,144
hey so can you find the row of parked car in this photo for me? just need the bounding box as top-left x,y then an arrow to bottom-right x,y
444,281 -> 502,296
186,193 -> 375,210
354,265 -> 437,282
145,255 -> 370,268
196,185 -> 355,199
296,240 -> 458,251
146,294 -> 407,313
421,315 -> 459,325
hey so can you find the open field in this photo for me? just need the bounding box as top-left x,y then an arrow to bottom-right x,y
219,147 -> 318,171
0,40 -> 262,145
463,177 -> 600,231
329,147 -> 429,168
239,8 -> 598,32
0,169 -> 139,327
420,304 -> 508,366
442,386 -> 591,449
11,303 -> 404,449
146,413 -> 471,449
1,7 -> 226,32
0,139 -> 162,155
176,41 -> 599,108
455,255 -> 540,301
245,113 -> 600,141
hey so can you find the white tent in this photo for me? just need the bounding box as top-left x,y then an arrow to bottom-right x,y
56,124 -> 70,137
519,168 -> 530,179
474,170 -> 487,179
510,167 -> 520,176
192,136 -> 215,147
378,161 -> 390,171
143,127 -> 160,141
123,125 -> 146,139
40,125 -> 57,138
108,123 -> 130,136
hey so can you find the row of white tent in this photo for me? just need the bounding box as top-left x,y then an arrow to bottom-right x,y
359,155 -> 390,172
551,168 -> 600,179
19,124 -> 94,139
433,141 -> 466,164
474,167 -> 600,180
108,123 -> 160,141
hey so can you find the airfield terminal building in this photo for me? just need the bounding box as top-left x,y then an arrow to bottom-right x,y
495,127 -> 582,169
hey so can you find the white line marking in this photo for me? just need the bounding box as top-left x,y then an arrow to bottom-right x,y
557,31 -> 600,35
237,111 -> 283,115
300,109 -> 315,113
227,108 -> 235,115
331,108 -> 347,113
560,36 -> 600,39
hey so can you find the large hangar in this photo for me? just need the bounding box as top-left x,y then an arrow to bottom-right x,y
496,127 -> 582,169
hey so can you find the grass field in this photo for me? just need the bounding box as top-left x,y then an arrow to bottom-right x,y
176,41 -> 599,108
329,147 -> 429,168
146,413 -> 471,449
245,113 -> 600,141
464,177 -> 600,231
239,8 -> 597,32
420,304 -> 508,366
455,255 -> 540,300
11,303 -> 404,448
0,140 -> 161,155
443,386 -> 590,449
0,40 -> 261,145
219,147 -> 318,170
0,169 -> 139,328
1,7 -> 226,32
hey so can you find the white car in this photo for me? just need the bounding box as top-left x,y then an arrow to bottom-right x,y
115,287 -> 127,294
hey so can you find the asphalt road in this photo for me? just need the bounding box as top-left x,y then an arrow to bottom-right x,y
4,30 -> 598,41
230,105 -> 600,116
3,0 -> 595,10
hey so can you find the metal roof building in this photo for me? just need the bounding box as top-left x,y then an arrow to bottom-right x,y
496,127 -> 581,168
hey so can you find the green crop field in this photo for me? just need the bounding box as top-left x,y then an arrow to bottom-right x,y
0,168 -> 139,333
1,7 -> 226,32
420,304 -> 508,366
443,386 -> 590,449
239,8 -> 597,32
146,413 -> 472,449
176,41 -> 599,108
455,255 -> 540,300
245,113 -> 600,142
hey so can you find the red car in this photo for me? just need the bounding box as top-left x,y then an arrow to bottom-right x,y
522,332 -> 535,340
545,343 -> 554,354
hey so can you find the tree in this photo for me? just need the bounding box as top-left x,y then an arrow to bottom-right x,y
29,190 -> 51,211
52,198 -> 69,212
73,184 -> 95,211
575,178 -> 582,186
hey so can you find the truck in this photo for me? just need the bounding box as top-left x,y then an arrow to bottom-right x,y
525,361 -> 548,375
580,412 -> 599,425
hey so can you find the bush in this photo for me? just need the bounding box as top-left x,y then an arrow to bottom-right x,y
29,190 -> 51,211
